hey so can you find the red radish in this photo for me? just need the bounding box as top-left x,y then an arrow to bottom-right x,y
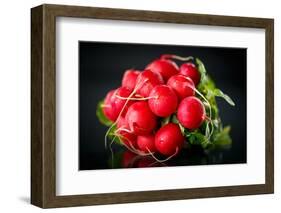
148,85 -> 178,117
167,74 -> 195,100
177,96 -> 205,129
125,101 -> 157,135
111,86 -> 134,117
122,151 -> 136,168
146,59 -> 179,81
137,134 -> 157,153
118,129 -> 137,148
116,115 -> 137,148
122,69 -> 141,90
102,90 -> 117,121
180,63 -> 200,85
135,70 -> 164,97
117,115 -> 129,130
155,123 -> 184,156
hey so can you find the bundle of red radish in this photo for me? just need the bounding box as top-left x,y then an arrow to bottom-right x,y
97,54 -> 235,162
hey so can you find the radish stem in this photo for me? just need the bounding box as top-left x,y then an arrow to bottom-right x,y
146,147 -> 179,163
161,54 -> 194,62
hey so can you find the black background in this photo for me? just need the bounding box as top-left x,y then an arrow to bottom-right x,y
79,41 -> 247,170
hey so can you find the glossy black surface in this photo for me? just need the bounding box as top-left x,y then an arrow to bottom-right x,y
79,41 -> 247,170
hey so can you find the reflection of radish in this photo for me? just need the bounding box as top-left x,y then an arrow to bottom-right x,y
177,96 -> 205,129
125,101 -> 157,135
146,59 -> 179,81
135,70 -> 164,97
111,87 -> 134,117
122,151 -> 136,168
167,74 -> 195,100
148,85 -> 178,117
155,123 -> 184,156
102,90 -> 117,121
122,69 -> 141,90
137,134 -> 156,153
137,157 -> 156,168
180,63 -> 200,85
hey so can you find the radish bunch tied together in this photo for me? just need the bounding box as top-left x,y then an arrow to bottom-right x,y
97,54 -> 235,162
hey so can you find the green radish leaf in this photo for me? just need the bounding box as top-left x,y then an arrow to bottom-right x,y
188,131 -> 208,146
196,58 -> 207,78
211,105 -> 219,119
213,126 -> 232,147
213,89 -> 235,106
191,133 -> 206,145
204,76 -> 216,90
107,124 -> 122,145
171,114 -> 179,124
96,100 -> 113,127
198,76 -> 216,94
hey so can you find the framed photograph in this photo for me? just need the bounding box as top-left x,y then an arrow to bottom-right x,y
31,4 -> 274,208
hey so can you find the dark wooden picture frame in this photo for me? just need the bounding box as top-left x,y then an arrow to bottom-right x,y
31,4 -> 274,208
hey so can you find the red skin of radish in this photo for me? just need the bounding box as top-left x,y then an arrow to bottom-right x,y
118,129 -> 137,149
167,74 -> 195,100
117,115 -> 129,130
122,69 -> 141,90
102,90 -> 117,122
180,63 -> 201,85
137,134 -> 157,153
135,70 -> 164,97
116,115 -> 137,148
148,85 -> 178,117
125,101 -> 157,135
111,86 -> 134,118
177,96 -> 206,129
155,123 -> 184,156
146,59 -> 179,82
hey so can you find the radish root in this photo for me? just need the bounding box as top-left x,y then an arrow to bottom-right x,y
115,95 -> 158,101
